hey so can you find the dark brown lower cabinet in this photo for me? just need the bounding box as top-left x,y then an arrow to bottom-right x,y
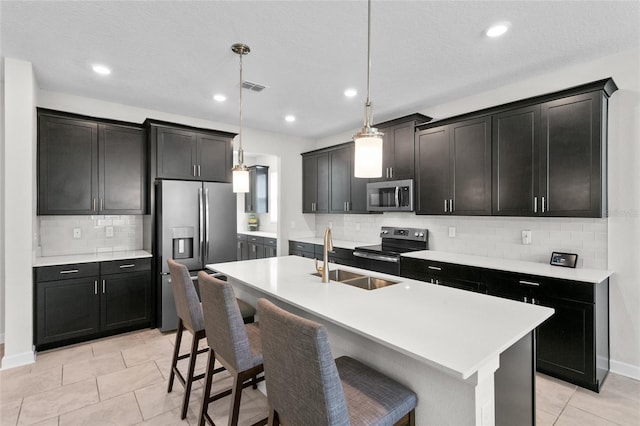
400,257 -> 609,392
35,258 -> 151,350
238,234 -> 277,260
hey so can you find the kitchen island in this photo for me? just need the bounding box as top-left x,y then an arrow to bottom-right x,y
206,256 -> 554,425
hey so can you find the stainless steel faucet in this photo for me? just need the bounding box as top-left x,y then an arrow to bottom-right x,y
315,227 -> 333,283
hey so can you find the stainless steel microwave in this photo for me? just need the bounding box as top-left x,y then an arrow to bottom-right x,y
366,179 -> 414,212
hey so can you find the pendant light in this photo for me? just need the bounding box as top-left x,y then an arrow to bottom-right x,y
231,43 -> 250,193
353,0 -> 383,178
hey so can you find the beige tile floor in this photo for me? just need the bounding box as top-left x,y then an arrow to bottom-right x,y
0,328 -> 638,425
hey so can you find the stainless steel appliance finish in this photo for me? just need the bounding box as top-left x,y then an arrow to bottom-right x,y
156,180 -> 237,331
353,226 -> 428,275
366,179 -> 414,212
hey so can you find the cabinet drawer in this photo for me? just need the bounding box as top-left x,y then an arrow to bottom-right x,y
401,257 -> 480,282
482,270 -> 594,304
237,234 -> 248,241
248,235 -> 264,244
289,240 -> 315,253
36,262 -> 100,282
101,258 -> 151,275
264,238 -> 277,247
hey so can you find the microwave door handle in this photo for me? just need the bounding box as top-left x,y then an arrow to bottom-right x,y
395,186 -> 400,207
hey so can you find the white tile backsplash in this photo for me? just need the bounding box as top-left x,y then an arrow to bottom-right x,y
314,214 -> 608,270
39,215 -> 144,257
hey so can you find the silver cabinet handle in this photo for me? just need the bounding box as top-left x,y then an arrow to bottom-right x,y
427,266 -> 442,271
524,296 -> 528,303
94,280 -> 98,295
389,167 -> 393,178
444,199 -> 448,213
102,279 -> 106,293
385,167 -> 389,179
532,298 -> 537,305
534,196 -> 538,213
519,280 -> 540,287
541,196 -> 546,213
93,198 -> 96,211
449,199 -> 453,212
198,164 -> 201,177
193,164 -> 197,176
119,264 -> 135,269
100,198 -> 104,211
60,269 -> 79,274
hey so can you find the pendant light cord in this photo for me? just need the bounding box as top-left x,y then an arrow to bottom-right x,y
238,49 -> 244,165
364,0 -> 373,129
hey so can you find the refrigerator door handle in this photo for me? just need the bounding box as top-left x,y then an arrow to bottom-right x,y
205,187 -> 210,261
198,187 -> 204,264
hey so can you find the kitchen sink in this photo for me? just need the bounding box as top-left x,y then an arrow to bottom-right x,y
311,269 -> 399,290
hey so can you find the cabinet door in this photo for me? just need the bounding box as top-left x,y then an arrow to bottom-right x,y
384,122 -> 415,180
329,147 -> 351,213
38,114 -> 98,214
415,125 -> 450,214
156,127 -> 198,180
36,277 -> 100,346
540,92 -> 604,217
302,153 -> 329,213
492,106 -> 540,216
536,297 -> 595,387
248,242 -> 264,259
99,124 -> 147,214
198,133 -> 232,182
450,116 -> 491,215
101,271 -> 151,331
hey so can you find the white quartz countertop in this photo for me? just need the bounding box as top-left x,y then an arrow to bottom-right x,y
237,231 -> 277,239
289,237 -> 371,250
34,250 -> 152,267
207,256 -> 553,380
403,250 -> 612,284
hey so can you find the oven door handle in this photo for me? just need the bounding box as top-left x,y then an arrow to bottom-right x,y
353,251 -> 400,263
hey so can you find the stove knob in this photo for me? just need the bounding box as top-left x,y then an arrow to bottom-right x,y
419,232 -> 424,237
382,230 -> 388,234
414,232 -> 419,237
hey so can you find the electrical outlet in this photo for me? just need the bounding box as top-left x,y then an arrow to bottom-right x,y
106,226 -> 114,237
355,222 -> 361,231
522,230 -> 532,245
73,228 -> 81,239
448,227 -> 456,238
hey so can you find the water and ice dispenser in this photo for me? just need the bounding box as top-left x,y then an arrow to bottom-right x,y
171,227 -> 194,260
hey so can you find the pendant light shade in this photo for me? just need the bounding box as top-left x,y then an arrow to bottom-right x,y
231,43 -> 250,193
353,0 -> 383,178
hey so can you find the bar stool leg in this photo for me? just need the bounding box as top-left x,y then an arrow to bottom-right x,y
267,408 -> 279,426
181,332 -> 200,419
167,319 -> 184,393
199,349 -> 216,426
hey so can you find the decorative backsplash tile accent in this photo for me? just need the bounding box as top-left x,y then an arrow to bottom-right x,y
314,214 -> 608,270
38,215 -> 144,256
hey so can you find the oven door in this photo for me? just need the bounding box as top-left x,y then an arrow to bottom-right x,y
352,250 -> 401,275
366,179 -> 414,212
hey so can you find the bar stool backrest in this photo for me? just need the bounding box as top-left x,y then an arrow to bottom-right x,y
198,272 -> 257,372
167,259 -> 204,333
257,298 -> 349,426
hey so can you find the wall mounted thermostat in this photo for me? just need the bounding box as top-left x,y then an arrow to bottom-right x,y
550,252 -> 578,268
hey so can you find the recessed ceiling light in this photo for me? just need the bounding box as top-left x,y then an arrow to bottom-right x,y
344,88 -> 357,98
486,22 -> 510,38
92,64 -> 111,75
213,94 -> 227,102
285,115 -> 296,123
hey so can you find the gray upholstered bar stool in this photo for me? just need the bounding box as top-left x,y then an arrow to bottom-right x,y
257,299 -> 417,426
197,271 -> 267,426
166,259 -> 256,420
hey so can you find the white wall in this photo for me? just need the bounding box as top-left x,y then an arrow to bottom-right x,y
0,68 -> 5,344
316,49 -> 640,378
1,58 -> 38,369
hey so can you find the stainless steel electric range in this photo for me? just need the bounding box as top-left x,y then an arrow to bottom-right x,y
353,226 -> 428,275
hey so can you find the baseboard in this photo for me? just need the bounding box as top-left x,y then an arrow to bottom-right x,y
0,350 -> 36,370
610,358 -> 640,381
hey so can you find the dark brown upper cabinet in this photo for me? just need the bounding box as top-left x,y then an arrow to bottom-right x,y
38,110 -> 147,215
375,113 -> 431,181
493,88 -> 612,217
302,151 -> 329,213
148,120 -> 235,183
415,116 -> 492,215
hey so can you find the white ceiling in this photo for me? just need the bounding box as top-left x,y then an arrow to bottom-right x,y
2,1 -> 639,139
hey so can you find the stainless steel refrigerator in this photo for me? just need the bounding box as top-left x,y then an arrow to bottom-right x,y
155,180 -> 237,331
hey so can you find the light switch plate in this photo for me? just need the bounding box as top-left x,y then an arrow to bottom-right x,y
448,227 -> 456,238
73,228 -> 81,239
522,230 -> 532,245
